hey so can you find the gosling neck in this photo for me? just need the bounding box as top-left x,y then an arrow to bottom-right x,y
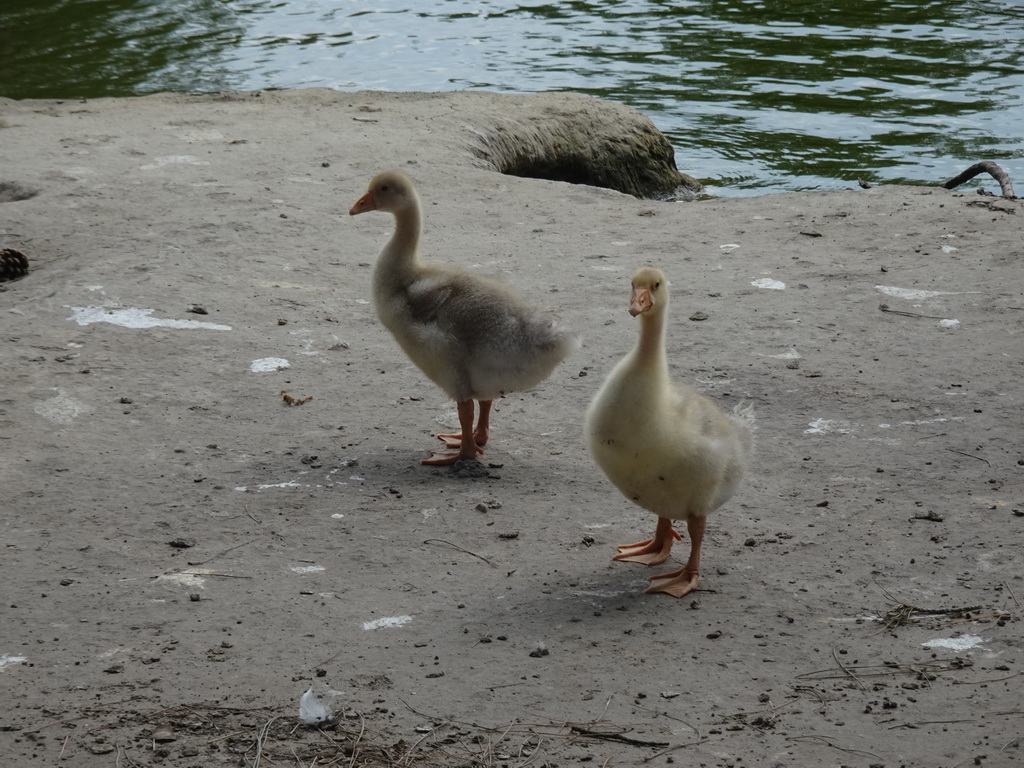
379,195 -> 423,275
634,304 -> 668,367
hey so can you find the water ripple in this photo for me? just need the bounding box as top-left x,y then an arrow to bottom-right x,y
1,0 -> 1022,194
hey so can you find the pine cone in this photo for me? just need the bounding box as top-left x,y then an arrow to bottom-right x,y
0,248 -> 29,282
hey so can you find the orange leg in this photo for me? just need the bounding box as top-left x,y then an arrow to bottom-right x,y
436,399 -> 491,448
422,400 -> 485,465
613,516 -> 682,566
646,515 -> 706,598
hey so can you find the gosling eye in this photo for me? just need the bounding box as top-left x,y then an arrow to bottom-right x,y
654,281 -> 661,289
381,184 -> 390,192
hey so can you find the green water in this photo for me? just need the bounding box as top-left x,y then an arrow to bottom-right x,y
2,0 -> 1023,195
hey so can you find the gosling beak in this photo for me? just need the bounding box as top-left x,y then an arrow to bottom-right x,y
349,190 -> 377,215
629,287 -> 653,316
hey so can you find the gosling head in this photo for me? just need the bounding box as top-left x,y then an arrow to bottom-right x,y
349,169 -> 418,216
629,267 -> 668,317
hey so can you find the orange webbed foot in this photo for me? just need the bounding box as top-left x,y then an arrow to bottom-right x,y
423,400 -> 488,465
421,446 -> 484,466
434,400 -> 491,451
612,524 -> 682,566
644,567 -> 699,598
435,430 -> 489,449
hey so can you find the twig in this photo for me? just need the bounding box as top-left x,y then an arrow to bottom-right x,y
786,734 -> 883,761
399,698 -> 677,754
401,718 -> 450,766
953,671 -> 1020,685
642,738 -> 706,762
514,735 -> 544,768
943,161 -> 1016,198
797,658 -> 972,682
349,713 -> 365,768
723,695 -> 801,728
313,725 -> 342,749
878,303 -> 948,320
946,448 -> 991,466
943,611 -> 1011,627
490,721 -> 518,766
251,716 -> 278,768
888,718 -> 975,730
487,681 -> 529,691
593,695 -> 613,726
631,701 -> 701,739
793,685 -> 829,714
202,726 -> 262,746
58,733 -> 70,760
893,603 -> 984,619
399,698 -> 494,733
875,582 -> 902,605
568,726 -> 669,748
184,538 -> 259,567
25,253 -> 76,269
167,571 -> 253,579
423,538 -> 496,567
312,646 -> 351,673
1005,581 -> 1020,608
873,583 -> 996,630
115,744 -> 142,768
832,646 -> 867,691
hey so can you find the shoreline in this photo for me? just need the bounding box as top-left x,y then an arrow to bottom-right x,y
1,89 -> 1021,768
